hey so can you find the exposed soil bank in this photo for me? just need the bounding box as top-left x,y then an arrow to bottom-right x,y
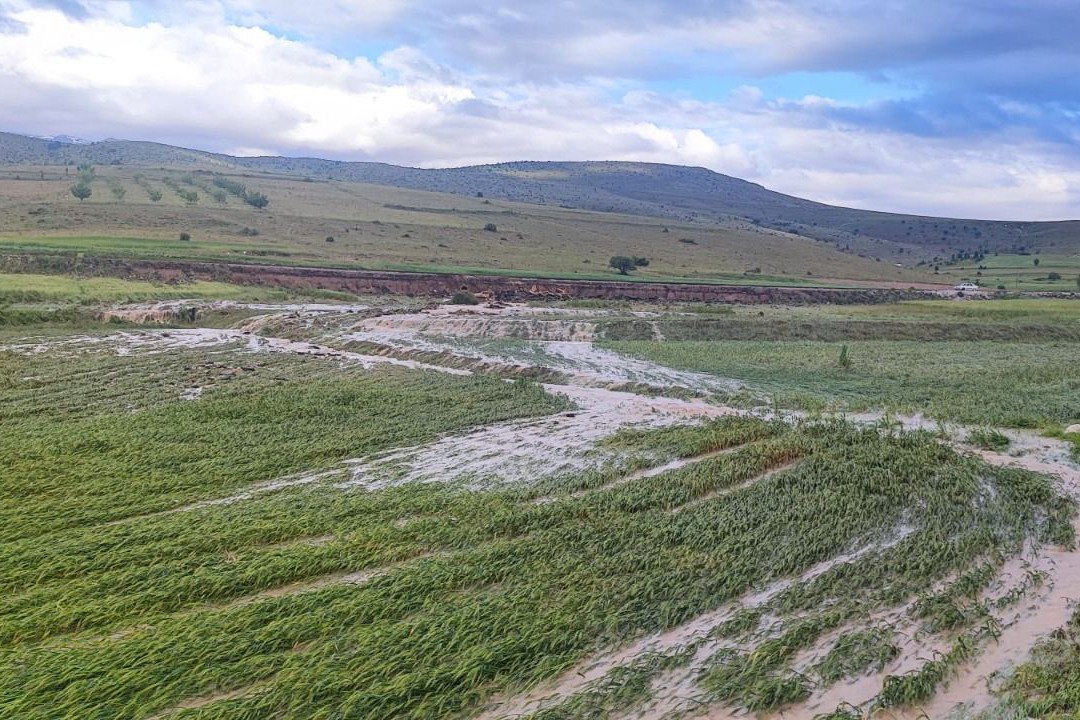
0,254 -> 938,304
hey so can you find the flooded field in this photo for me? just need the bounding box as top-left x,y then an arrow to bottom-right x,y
2,296 -> 1079,719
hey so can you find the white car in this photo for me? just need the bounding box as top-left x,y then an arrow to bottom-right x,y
953,283 -> 980,292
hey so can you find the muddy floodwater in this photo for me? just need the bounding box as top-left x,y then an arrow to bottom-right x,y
8,298 -> 1080,720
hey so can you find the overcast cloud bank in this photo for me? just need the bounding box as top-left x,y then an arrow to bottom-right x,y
1,0 -> 1077,219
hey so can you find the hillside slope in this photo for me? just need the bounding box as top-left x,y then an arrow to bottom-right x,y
0,160 -> 941,286
2,131 -> 1077,264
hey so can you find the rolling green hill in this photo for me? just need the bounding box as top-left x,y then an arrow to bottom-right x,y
1,131 -> 1077,286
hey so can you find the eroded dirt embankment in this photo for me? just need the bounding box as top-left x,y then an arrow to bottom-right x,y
0,254 -> 937,304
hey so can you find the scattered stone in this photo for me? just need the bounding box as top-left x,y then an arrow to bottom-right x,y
1065,424 -> 1080,435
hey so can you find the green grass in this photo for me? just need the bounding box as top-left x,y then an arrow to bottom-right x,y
3,301 -> 1079,718
786,298 -> 1080,324
967,428 -> 1012,452
0,234 -> 274,260
0,239 -> 876,287
597,298 -> 1080,342
525,648 -> 697,720
998,609 -> 1080,718
939,254 -> 1080,292
603,340 -> 1080,427
0,363 -> 1072,719
813,628 -> 900,685
0,271 -> 309,304
546,298 -> 1080,324
0,349 -> 568,540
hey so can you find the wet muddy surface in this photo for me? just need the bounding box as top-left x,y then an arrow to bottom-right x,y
9,298 -> 1080,720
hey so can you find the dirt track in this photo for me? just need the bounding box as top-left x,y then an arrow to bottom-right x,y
0,253 -> 941,304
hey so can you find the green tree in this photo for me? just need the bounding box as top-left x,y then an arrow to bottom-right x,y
212,175 -> 246,197
244,191 -> 269,209
609,256 -> 636,275
1034,258 -> 1040,267
110,185 -> 126,201
70,182 -> 91,202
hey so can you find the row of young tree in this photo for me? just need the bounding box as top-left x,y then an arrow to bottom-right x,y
69,168 -> 268,210
162,176 -> 199,203
134,174 -> 163,202
212,175 -> 269,208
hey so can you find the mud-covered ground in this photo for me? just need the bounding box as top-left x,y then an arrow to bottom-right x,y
4,296 -> 1080,720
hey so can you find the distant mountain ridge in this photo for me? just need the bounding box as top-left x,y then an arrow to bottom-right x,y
30,134 -> 89,145
2,130 -> 1077,258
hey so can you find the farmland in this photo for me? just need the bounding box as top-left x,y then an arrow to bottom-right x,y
935,253 -> 1080,293
1,130 -> 1078,718
0,160 -> 940,287
604,339 -> 1080,427
1,287 -> 1079,720
0,271 -> 349,305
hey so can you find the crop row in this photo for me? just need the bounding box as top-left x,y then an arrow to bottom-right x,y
1,419 -> 1071,718
0,352 -> 569,542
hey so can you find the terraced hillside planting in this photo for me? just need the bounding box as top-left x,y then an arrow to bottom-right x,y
2,289 -> 1080,719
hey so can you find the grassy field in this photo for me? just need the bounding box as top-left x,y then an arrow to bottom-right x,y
0,164 -> 940,286
752,297 -> 1080,323
0,272 -> 327,305
586,298 -> 1080,428
0,272 -> 371,331
553,298 -> 1080,330
3,283 -> 1080,717
0,347 -> 1071,717
0,349 -> 568,538
605,339 -> 1080,427
938,253 -> 1080,292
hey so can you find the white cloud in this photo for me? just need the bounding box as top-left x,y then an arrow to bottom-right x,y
0,2 -> 1077,219
222,0 -> 408,34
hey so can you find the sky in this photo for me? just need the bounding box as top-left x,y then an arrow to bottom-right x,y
0,1 -> 1078,220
